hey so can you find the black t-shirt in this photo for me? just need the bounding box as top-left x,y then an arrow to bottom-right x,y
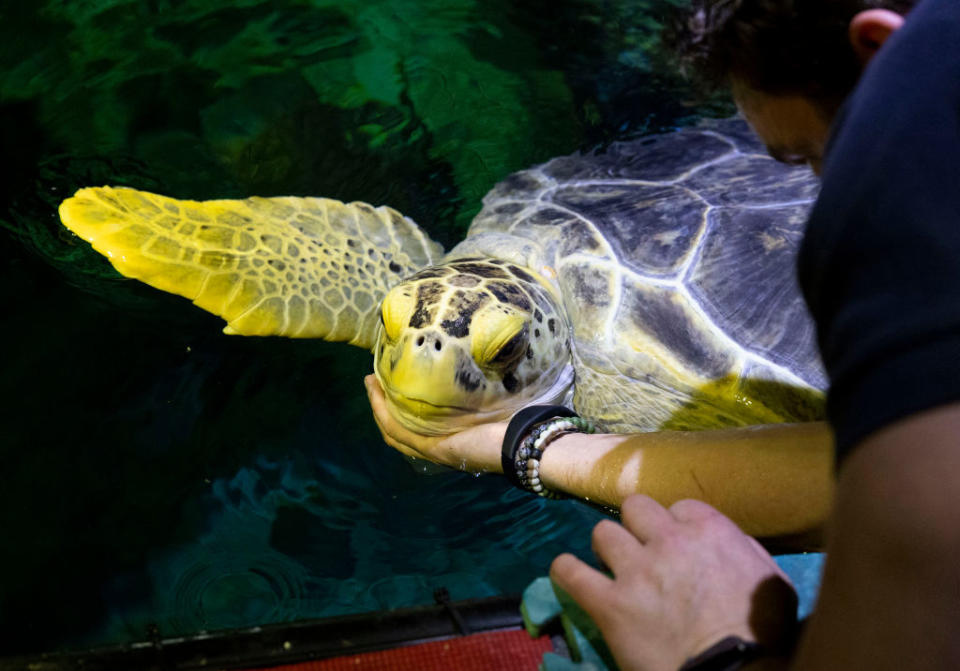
797,0 -> 960,462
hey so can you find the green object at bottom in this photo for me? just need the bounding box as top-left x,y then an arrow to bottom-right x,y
521,576 -> 617,671
521,553 -> 826,671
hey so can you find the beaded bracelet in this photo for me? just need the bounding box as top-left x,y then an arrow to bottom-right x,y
501,405 -> 595,498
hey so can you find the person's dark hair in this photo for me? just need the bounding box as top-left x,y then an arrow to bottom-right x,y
664,0 -> 916,112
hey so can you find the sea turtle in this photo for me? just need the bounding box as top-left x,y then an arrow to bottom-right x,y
58,117 -> 825,437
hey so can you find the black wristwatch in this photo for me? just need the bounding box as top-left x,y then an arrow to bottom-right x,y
678,636 -> 768,671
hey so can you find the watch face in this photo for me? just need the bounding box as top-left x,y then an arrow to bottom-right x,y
679,636 -> 765,671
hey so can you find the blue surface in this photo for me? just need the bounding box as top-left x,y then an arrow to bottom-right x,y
775,552 -> 825,620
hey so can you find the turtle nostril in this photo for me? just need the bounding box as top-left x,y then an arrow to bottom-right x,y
434,341 -> 442,351
416,335 -> 425,347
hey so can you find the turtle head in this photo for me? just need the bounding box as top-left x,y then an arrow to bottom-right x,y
373,258 -> 574,435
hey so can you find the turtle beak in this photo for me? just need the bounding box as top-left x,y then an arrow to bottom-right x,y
375,330 -> 481,424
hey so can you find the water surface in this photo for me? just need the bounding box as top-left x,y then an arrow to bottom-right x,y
0,0 -> 729,653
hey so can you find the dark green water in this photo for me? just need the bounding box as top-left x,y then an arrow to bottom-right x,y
0,0 -> 730,655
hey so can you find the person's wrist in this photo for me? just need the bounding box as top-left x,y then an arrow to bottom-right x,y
438,421 -> 508,473
678,636 -> 773,671
540,431 -> 630,506
739,656 -> 789,670
537,430 -> 584,492
480,421 -> 508,473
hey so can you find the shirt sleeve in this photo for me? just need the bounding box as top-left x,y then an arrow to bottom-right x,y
797,0 -> 960,462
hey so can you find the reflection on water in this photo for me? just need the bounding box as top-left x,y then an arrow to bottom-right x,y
0,0 -> 727,654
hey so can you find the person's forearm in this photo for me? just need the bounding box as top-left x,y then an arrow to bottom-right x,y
538,422 -> 834,538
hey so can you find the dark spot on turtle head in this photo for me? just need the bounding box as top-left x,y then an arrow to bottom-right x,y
547,318 -> 556,334
487,281 -> 531,311
439,290 -> 490,338
502,371 -> 519,393
441,315 -> 470,338
508,265 -> 536,283
534,328 -> 541,338
268,259 -> 286,271
409,281 -> 444,328
389,261 -> 402,273
455,351 -> 484,392
347,238 -> 357,247
452,262 -> 510,279
533,309 -> 543,323
525,346 -> 533,360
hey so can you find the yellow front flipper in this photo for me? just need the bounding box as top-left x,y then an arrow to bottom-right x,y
59,186 -> 444,349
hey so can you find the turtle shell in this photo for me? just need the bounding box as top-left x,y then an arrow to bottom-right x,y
469,118 -> 826,432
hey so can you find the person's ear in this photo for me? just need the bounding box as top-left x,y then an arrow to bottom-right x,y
849,9 -> 906,65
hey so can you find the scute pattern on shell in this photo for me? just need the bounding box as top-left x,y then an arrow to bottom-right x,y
469,118 -> 825,432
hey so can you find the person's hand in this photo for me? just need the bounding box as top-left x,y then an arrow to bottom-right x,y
363,374 -> 506,473
550,494 -> 798,671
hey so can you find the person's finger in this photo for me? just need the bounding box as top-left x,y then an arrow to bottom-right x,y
668,498 -> 725,524
363,374 -> 381,407
591,519 -> 643,576
369,408 -> 419,456
364,374 -> 383,404
376,425 -> 422,459
550,552 -> 616,617
365,375 -> 413,441
745,535 -> 794,584
365,375 -> 424,457
619,494 -> 675,543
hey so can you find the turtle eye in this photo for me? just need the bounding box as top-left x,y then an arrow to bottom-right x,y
489,327 -> 528,365
381,285 -> 416,343
472,310 -> 528,366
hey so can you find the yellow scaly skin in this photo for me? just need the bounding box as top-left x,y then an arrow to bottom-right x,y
58,186 -> 574,435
